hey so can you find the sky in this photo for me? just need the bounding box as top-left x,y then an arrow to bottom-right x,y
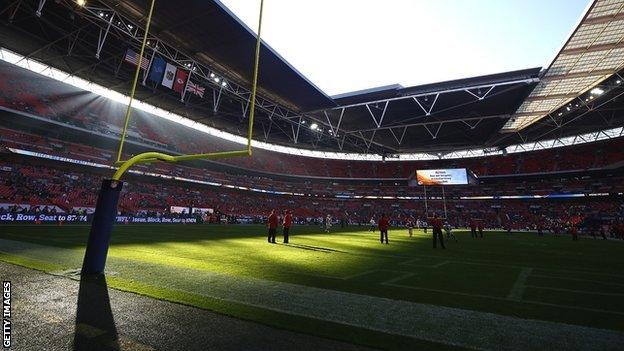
219,0 -> 591,97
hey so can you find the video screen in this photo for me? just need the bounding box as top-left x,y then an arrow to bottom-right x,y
416,168 -> 468,185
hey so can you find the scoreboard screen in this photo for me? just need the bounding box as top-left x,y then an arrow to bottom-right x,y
416,168 -> 468,185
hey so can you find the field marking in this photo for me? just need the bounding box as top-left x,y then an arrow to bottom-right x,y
525,285 -> 624,297
2,238 -> 624,317
7,233 -> 621,281
385,282 -> 624,316
400,257 -> 450,269
285,270 -> 347,280
399,257 -> 422,265
343,269 -> 416,282
370,247 -> 624,278
381,271 -> 417,285
121,268 -> 624,351
342,269 -> 380,280
507,268 -> 533,301
4,240 -> 624,351
531,274 -> 624,287
431,261 -> 450,268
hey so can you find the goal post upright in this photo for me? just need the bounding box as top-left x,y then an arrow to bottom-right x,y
82,0 -> 265,275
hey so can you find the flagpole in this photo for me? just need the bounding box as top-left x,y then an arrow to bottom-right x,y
142,44 -> 157,86
181,65 -> 193,102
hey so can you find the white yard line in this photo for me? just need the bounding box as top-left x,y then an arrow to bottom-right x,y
507,268 -> 533,300
342,269 -> 379,280
381,272 -> 417,285
431,261 -> 450,268
525,285 -> 624,297
139,268 -> 624,351
384,282 -> 624,316
531,274 -> 624,286
3,238 -> 624,351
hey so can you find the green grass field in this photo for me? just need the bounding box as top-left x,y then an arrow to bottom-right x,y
1,224 -> 623,350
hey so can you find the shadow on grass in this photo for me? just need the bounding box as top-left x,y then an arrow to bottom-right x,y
280,243 -> 345,253
73,274 -> 119,351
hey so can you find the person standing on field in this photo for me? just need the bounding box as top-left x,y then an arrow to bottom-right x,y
431,213 -> 445,249
267,209 -> 278,244
282,210 -> 292,244
369,216 -> 376,232
470,218 -> 478,238
325,214 -> 332,233
406,216 -> 415,237
477,220 -> 484,238
444,221 -> 457,242
379,213 -> 389,244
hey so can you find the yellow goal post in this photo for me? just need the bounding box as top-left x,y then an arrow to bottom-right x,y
112,0 -> 264,181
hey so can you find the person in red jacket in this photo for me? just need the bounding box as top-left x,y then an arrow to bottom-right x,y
378,213 -> 389,244
431,213 -> 445,249
267,209 -> 278,244
282,210 -> 292,244
469,218 -> 477,238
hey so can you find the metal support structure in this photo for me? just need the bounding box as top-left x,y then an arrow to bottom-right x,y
413,93 -> 439,116
365,101 -> 389,128
460,118 -> 483,130
464,85 -> 494,101
347,114 -> 508,134
35,0 -> 46,17
292,116 -> 302,144
423,123 -> 444,139
95,14 -> 113,59
66,0 -> 311,136
389,126 -> 408,145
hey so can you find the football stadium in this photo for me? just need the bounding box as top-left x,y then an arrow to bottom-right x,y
1,0 -> 624,350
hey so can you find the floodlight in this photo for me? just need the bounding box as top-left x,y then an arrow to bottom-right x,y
590,87 -> 604,95
310,123 -> 318,130
76,0 -> 86,6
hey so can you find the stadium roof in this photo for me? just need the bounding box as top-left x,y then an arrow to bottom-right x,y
502,0 -> 624,132
108,0 -> 335,112
1,0 -> 624,157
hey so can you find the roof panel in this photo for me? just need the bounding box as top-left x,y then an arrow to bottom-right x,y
588,0 -> 623,18
502,0 -> 624,132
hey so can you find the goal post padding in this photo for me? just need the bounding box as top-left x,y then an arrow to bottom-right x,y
82,179 -> 124,275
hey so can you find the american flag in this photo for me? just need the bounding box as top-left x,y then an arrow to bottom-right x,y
124,49 -> 150,70
186,81 -> 205,98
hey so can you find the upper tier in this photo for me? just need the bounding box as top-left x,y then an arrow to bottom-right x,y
0,61 -> 622,179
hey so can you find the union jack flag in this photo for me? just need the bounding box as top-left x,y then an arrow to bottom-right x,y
186,81 -> 205,98
124,49 -> 149,70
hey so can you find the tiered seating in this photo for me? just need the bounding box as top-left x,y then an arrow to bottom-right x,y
2,61 -> 623,179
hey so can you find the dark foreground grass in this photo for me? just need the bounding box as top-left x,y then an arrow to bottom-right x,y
1,224 -> 623,349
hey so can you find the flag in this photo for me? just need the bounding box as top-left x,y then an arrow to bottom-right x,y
148,56 -> 166,84
186,81 -> 205,98
173,69 -> 188,93
161,62 -> 177,89
124,49 -> 149,70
